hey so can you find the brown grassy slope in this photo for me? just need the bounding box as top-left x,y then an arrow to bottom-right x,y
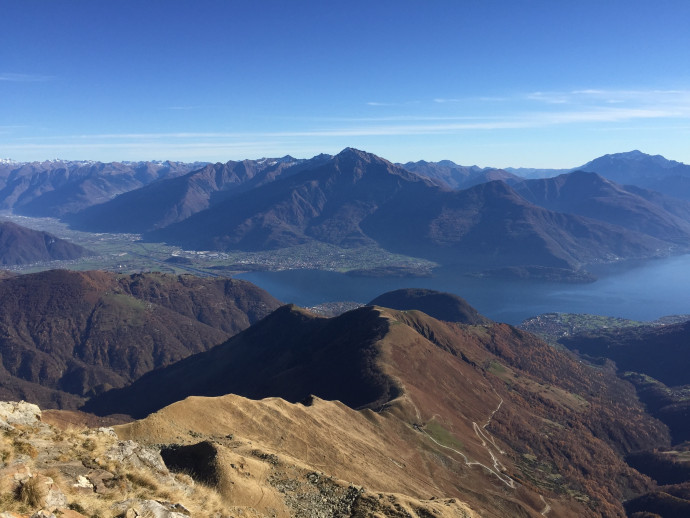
0,269 -> 281,408
118,395 -> 499,518
114,306 -> 667,517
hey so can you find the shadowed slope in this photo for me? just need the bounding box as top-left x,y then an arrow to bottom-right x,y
511,171 -> 690,243
84,305 -> 400,418
0,221 -> 91,265
368,288 -> 492,325
147,148 -> 437,251
560,320 -> 690,388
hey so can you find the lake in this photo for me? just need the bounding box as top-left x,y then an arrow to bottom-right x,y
237,254 -> 690,324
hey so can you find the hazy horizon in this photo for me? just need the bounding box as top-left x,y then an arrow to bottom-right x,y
1,147 -> 681,172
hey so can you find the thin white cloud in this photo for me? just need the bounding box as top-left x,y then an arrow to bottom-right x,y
0,73 -> 55,82
0,125 -> 28,134
529,88 -> 690,106
571,89 -> 606,95
367,100 -> 421,107
5,87 -> 689,162
526,92 -> 570,104
35,95 -> 685,141
6,105 -> 686,146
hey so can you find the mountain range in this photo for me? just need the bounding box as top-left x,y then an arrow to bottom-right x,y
510,170 -> 690,243
66,155 -> 331,233
24,149 -> 676,275
139,149 -> 686,270
507,150 -> 690,201
0,159 -> 205,218
580,150 -> 690,200
1,148 -> 690,516
2,149 -> 690,277
400,160 -> 521,190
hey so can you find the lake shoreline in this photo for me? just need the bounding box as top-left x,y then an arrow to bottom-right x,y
237,254 -> 690,325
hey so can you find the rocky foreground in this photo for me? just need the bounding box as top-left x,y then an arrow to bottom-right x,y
0,401 -> 476,518
0,401 -> 226,518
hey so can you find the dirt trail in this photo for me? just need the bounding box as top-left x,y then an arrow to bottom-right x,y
540,495 -> 551,516
416,392 -> 515,489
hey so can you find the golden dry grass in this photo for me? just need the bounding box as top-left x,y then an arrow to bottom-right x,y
17,476 -> 46,507
0,418 -> 232,518
115,393 -> 481,517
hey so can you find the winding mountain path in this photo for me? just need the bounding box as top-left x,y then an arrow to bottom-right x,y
540,495 -> 552,516
415,392 -> 516,489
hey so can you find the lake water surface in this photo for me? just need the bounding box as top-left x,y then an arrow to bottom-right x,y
237,254 -> 690,324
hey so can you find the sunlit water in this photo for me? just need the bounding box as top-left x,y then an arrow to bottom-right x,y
237,254 -> 690,324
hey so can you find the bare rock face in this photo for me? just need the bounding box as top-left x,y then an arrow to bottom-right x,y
104,440 -> 168,473
0,401 -> 41,429
112,499 -> 190,518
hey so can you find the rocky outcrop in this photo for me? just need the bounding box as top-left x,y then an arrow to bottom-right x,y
0,402 -> 226,517
0,402 -> 41,429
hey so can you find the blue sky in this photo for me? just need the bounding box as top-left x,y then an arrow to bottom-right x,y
2,0 -> 690,167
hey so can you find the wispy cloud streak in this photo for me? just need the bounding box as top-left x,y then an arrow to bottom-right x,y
4,88 -> 689,162
526,88 -> 690,107
0,73 -> 55,82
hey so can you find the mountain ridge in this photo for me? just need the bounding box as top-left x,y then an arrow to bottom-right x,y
67,154 -> 332,233
0,220 -> 92,265
0,269 -> 282,408
90,302 -> 669,516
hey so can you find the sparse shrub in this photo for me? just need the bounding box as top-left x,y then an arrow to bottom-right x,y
69,501 -> 87,513
174,471 -> 195,485
82,438 -> 97,451
1,448 -> 12,463
126,471 -> 158,491
110,474 -> 129,494
17,476 -> 46,507
57,452 -> 73,462
13,439 -> 38,458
